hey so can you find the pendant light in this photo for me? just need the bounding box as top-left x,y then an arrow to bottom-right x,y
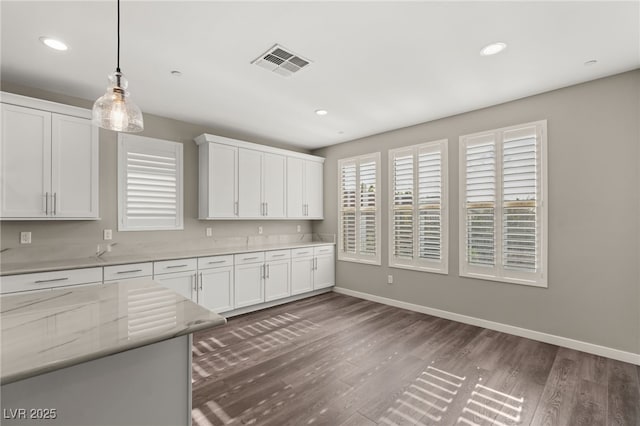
92,0 -> 143,132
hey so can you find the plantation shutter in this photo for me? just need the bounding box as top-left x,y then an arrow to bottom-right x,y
340,161 -> 357,254
502,126 -> 539,272
418,147 -> 442,261
359,159 -> 378,256
460,120 -> 546,286
392,151 -> 414,259
389,140 -> 447,272
338,153 -> 380,264
464,136 -> 496,267
119,135 -> 183,231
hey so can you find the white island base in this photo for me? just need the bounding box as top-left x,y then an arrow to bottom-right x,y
2,334 -> 192,426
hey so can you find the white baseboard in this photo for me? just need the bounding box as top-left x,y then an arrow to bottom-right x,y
333,286 -> 640,366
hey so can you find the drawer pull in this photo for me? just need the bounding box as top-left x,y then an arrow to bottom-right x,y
34,277 -> 69,284
117,269 -> 143,274
208,260 -> 226,264
272,254 -> 286,257
166,264 -> 188,269
243,256 -> 259,261
297,251 -> 310,255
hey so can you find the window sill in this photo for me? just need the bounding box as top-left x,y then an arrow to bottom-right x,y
459,270 -> 547,288
389,262 -> 448,275
337,256 -> 381,266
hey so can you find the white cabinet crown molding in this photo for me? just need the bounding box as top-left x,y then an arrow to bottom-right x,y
0,91 -> 92,119
194,133 -> 324,163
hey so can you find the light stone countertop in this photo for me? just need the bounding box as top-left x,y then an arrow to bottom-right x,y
0,241 -> 335,276
0,279 -> 226,385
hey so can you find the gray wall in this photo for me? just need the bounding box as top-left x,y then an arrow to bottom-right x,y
313,70 -> 640,355
0,81 -> 313,252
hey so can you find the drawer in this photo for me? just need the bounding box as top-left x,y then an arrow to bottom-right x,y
198,255 -> 234,270
234,252 -> 265,265
1,267 -> 103,294
314,245 -> 335,255
154,258 -> 197,275
266,249 -> 291,261
103,262 -> 152,281
291,247 -> 314,258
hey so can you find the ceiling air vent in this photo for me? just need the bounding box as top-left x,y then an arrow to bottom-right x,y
252,44 -> 311,77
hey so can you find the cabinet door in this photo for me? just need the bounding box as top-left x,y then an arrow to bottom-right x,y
0,103 -> 51,218
262,153 -> 286,218
238,149 -> 262,218
314,254 -> 335,290
207,143 -> 237,218
291,257 -> 314,295
265,259 -> 290,302
199,266 -> 234,313
155,271 -> 196,301
286,157 -> 304,218
51,114 -> 99,218
234,263 -> 264,308
305,160 -> 324,219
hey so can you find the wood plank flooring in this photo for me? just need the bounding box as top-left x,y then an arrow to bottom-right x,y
192,293 -> 640,426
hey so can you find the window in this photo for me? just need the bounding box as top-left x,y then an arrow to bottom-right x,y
459,120 -> 547,287
389,140 -> 448,273
118,134 -> 183,231
338,153 -> 381,264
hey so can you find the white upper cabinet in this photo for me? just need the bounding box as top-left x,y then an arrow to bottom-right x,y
0,93 -> 99,220
198,142 -> 238,219
286,157 -> 324,219
195,133 -> 323,220
238,148 -> 263,218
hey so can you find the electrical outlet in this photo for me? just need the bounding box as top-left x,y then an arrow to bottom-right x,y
20,232 -> 31,244
206,227 -> 213,237
387,275 -> 393,284
296,225 -> 301,233
103,229 -> 113,240
258,226 -> 263,235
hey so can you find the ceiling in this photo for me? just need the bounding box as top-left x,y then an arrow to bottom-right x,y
1,1 -> 638,150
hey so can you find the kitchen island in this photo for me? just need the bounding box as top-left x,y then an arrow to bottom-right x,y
0,279 -> 226,426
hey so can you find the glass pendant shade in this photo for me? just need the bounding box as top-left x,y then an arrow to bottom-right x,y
92,71 -> 143,132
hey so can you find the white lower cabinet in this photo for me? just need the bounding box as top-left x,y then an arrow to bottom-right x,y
234,261 -> 265,308
313,246 -> 335,290
265,250 -> 291,302
198,257 -> 234,314
1,267 -> 102,295
154,270 -> 197,301
291,256 -> 314,295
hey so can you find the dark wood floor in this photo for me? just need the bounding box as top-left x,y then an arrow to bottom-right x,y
192,293 -> 640,426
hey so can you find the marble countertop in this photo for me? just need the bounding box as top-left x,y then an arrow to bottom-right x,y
1,241 -> 335,276
0,279 -> 226,385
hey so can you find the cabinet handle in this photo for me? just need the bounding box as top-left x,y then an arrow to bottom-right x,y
53,193 -> 57,215
298,251 -> 310,255
314,257 -> 318,270
34,277 -> 69,284
44,192 -> 49,215
166,264 -> 188,269
208,260 -> 226,264
193,274 -> 198,292
234,201 -> 239,216
272,254 -> 286,257
117,269 -> 143,274
266,202 -> 268,216
199,273 -> 203,291
243,256 -> 259,261
266,264 -> 270,278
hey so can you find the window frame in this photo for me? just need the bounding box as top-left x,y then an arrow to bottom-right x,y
337,152 -> 382,265
458,120 -> 548,287
388,139 -> 449,274
118,134 -> 184,232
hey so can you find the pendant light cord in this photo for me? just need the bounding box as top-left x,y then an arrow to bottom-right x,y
116,0 -> 121,73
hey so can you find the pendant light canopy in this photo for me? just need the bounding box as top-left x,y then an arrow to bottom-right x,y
92,0 -> 143,132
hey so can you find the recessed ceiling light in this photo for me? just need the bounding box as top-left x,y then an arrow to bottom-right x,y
315,109 -> 328,116
584,60 -> 598,66
39,37 -> 68,51
170,70 -> 182,77
480,42 -> 507,56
